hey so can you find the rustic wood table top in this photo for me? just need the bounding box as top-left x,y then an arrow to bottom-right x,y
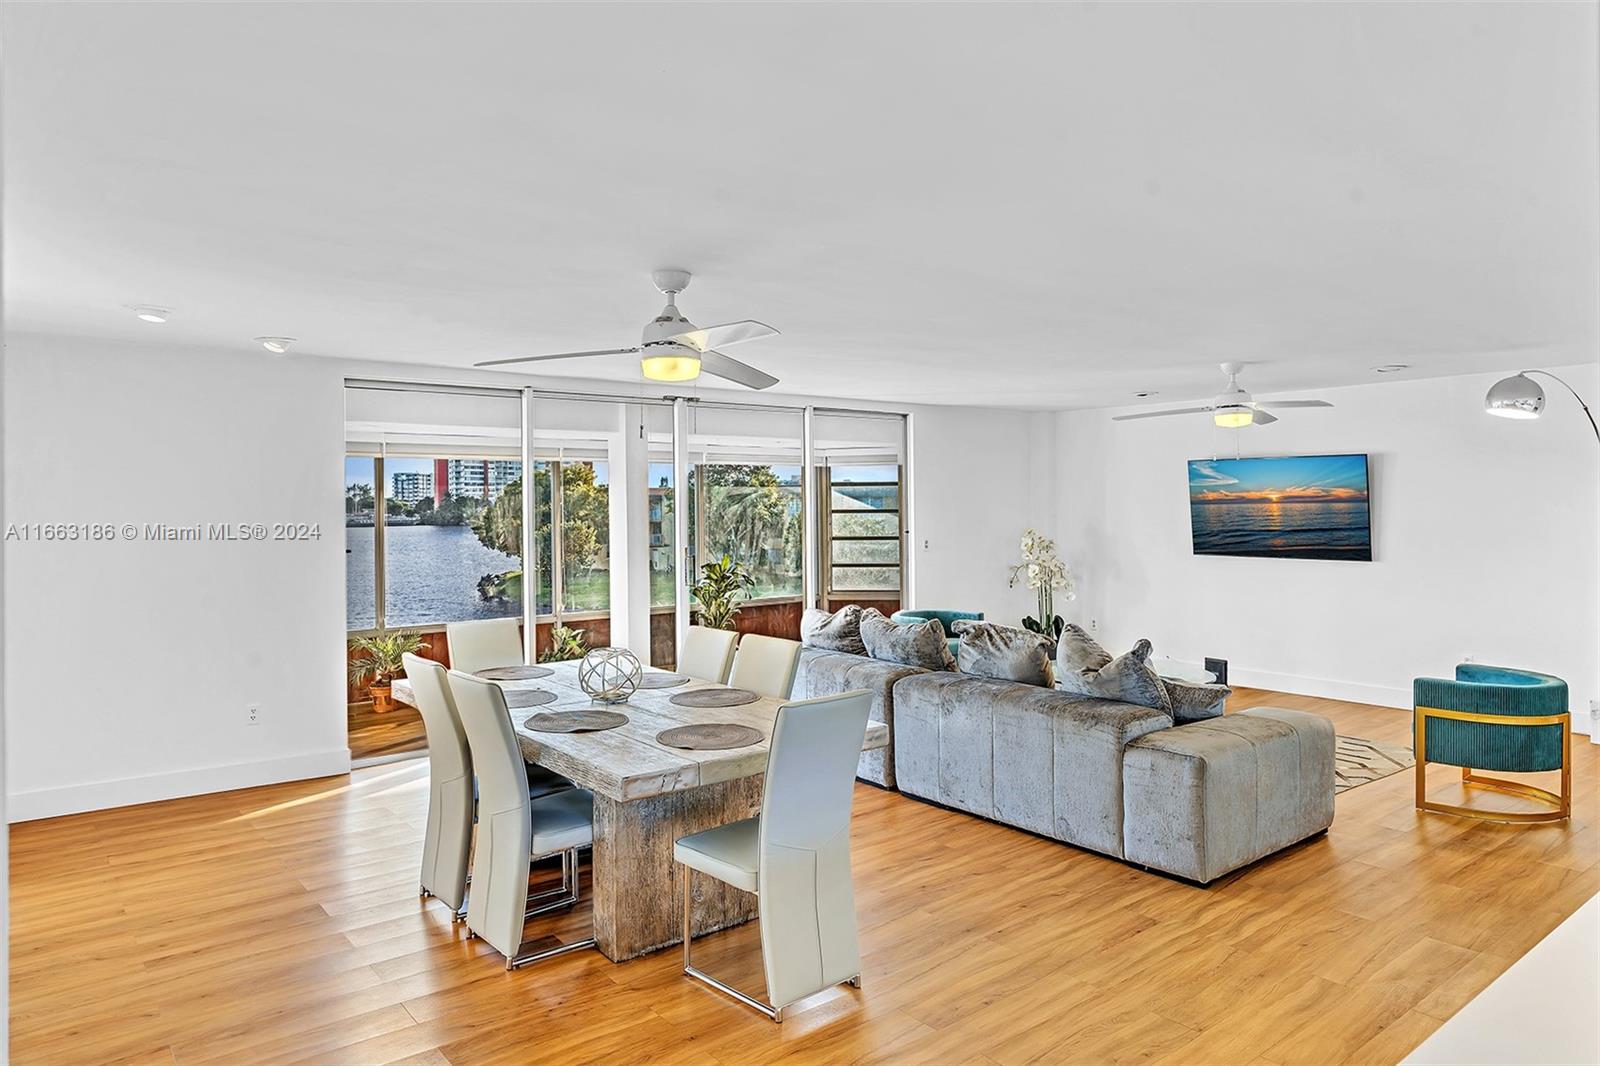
394,660 -> 886,803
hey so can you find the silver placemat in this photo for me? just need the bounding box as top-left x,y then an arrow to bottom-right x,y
669,687 -> 761,708
524,709 -> 629,733
504,688 -> 558,708
656,723 -> 765,750
476,665 -> 554,681
637,673 -> 691,689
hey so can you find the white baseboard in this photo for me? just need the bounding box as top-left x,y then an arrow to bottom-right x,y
6,747 -> 353,822
1231,668 -> 1596,737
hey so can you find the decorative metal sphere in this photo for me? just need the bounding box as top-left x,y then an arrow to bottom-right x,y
578,647 -> 643,705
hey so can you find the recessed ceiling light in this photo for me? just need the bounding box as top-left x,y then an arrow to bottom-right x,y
254,336 -> 295,355
130,305 -> 171,323
1372,364 -> 1409,374
1134,390 -> 1159,398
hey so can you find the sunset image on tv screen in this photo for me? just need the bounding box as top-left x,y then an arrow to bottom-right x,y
1187,454 -> 1372,561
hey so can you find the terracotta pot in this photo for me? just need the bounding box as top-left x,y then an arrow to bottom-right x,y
370,681 -> 395,713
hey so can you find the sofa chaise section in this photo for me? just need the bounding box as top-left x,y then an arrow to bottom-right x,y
890,671 -> 1172,857
794,646 -> 928,788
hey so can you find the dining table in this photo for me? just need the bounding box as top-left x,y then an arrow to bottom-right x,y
393,658 -> 888,962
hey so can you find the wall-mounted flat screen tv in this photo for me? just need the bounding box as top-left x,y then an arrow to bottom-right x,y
1188,454 -> 1372,561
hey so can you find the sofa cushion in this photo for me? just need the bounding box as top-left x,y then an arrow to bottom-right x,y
1121,708 -> 1335,883
861,608 -> 956,671
890,671 -> 1172,856
1056,633 -> 1173,715
794,646 -> 927,788
800,605 -> 867,656
952,620 -> 1054,687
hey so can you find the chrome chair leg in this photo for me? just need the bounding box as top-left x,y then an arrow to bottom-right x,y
679,864 -> 783,1023
503,848 -> 594,970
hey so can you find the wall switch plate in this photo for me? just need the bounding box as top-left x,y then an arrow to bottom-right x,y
246,703 -> 261,727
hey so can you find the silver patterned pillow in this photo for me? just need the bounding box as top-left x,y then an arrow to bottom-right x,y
952,620 -> 1054,687
860,608 -> 956,671
1056,623 -> 1112,674
800,605 -> 867,656
1056,633 -> 1174,715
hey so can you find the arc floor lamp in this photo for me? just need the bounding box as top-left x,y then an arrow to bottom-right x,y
1484,370 -> 1600,444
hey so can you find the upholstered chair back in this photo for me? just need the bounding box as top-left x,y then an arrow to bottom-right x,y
679,625 -> 738,684
757,689 -> 872,1010
446,617 -> 524,676
728,634 -> 802,700
403,653 -> 474,911
446,669 -> 533,958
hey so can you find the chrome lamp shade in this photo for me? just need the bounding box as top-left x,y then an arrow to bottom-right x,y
1484,373 -> 1545,420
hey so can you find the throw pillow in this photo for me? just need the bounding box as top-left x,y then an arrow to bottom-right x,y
860,608 -> 956,671
1056,622 -> 1112,676
1161,677 -> 1231,723
952,620 -> 1054,687
799,605 -> 867,656
1056,636 -> 1174,714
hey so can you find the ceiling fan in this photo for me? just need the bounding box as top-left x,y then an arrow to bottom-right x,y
475,270 -> 781,389
1113,362 -> 1334,427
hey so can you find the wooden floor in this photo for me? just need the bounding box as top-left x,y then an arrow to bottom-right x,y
348,700 -> 427,762
11,688 -> 1597,1065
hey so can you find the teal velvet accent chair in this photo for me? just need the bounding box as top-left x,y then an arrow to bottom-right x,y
890,609 -> 983,658
1413,664 -> 1571,823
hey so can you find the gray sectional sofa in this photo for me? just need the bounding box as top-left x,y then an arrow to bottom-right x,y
794,644 -> 1335,884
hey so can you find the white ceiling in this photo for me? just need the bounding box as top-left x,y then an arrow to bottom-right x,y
5,2 -> 1596,409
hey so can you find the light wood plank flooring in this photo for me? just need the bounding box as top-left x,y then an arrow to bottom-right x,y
11,689 -> 1597,1065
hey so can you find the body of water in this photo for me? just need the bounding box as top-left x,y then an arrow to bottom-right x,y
347,524 -> 523,630
1190,500 -> 1371,560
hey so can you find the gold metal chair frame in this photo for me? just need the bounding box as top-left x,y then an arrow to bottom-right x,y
1414,705 -> 1571,823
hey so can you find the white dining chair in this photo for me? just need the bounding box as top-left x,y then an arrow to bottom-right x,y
674,689 -> 872,1021
448,669 -> 597,969
679,624 -> 738,684
446,617 -> 525,676
404,655 -> 575,923
728,634 -> 802,700
403,653 -> 473,916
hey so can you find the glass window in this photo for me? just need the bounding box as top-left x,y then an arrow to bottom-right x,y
345,456 -> 376,630
695,463 -> 803,599
827,464 -> 902,593
558,460 -> 610,614
649,462 -> 676,607
383,457 -> 525,628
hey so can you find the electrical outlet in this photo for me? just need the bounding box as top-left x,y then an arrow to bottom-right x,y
1462,654 -> 1476,664
923,539 -> 930,550
246,703 -> 261,727
1090,618 -> 1098,631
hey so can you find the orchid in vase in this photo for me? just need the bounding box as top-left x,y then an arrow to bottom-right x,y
1007,529 -> 1075,644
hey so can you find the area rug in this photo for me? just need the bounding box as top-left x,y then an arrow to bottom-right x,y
1334,735 -> 1415,793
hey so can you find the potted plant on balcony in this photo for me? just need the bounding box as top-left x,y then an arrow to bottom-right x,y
691,553 -> 756,630
349,632 -> 429,713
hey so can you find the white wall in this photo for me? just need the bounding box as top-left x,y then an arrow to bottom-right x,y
4,333 -> 351,819
3,332 -> 1054,818
1055,365 -> 1599,732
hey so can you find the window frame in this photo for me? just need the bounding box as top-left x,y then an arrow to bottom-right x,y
822,465 -> 904,598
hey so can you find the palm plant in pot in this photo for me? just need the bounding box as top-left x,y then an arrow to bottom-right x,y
349,632 -> 429,713
691,553 -> 755,630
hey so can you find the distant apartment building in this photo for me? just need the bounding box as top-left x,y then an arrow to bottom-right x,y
433,459 -> 521,503
390,470 -> 433,504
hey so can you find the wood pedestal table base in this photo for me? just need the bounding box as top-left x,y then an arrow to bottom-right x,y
591,775 -> 764,961
393,662 -> 888,964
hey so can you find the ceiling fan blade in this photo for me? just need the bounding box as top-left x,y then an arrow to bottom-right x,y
1248,409 -> 1279,425
1111,406 -> 1214,421
671,320 -> 779,352
699,348 -> 779,390
473,347 -> 640,368
1254,400 -> 1333,409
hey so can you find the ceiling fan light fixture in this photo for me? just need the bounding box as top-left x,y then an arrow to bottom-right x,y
1213,407 -> 1254,429
640,351 -> 702,382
